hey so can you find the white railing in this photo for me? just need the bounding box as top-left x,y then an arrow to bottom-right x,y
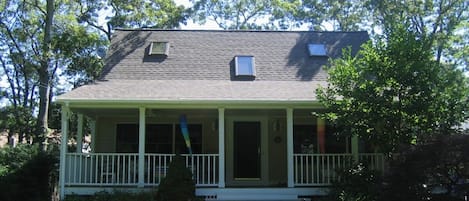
294,153 -> 353,186
144,154 -> 219,186
64,153 -> 218,187
65,153 -> 139,186
293,153 -> 385,186
359,153 -> 386,172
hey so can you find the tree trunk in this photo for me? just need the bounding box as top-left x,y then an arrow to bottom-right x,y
36,0 -> 54,144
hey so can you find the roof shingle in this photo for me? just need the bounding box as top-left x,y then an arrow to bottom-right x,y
58,29 -> 369,103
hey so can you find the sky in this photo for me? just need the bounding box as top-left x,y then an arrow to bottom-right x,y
175,0 -> 223,30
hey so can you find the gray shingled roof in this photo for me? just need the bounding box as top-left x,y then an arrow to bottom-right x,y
57,29 -> 368,104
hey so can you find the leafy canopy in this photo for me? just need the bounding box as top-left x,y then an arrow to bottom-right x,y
317,27 -> 469,153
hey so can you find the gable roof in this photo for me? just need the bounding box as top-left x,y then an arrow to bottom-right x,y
57,29 -> 369,105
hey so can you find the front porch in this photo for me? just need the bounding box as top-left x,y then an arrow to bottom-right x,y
59,107 -> 385,200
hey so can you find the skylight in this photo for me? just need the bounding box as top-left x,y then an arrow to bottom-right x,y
235,56 -> 255,77
307,44 -> 327,56
149,41 -> 169,56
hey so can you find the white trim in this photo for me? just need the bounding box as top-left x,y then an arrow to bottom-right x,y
57,99 -> 322,107
286,108 -> 294,187
218,108 -> 225,188
76,114 -> 84,153
59,106 -> 70,199
138,107 -> 146,187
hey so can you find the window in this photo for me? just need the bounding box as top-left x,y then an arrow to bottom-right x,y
293,124 -> 349,153
116,124 -> 139,153
307,44 -> 327,56
235,56 -> 255,76
149,41 -> 169,56
293,125 -> 317,153
115,123 -> 202,154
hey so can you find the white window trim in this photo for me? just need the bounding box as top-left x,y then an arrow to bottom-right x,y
235,55 -> 256,76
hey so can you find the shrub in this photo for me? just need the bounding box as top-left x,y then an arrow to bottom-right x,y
156,154 -> 197,201
380,134 -> 469,201
0,144 -> 58,201
323,163 -> 382,201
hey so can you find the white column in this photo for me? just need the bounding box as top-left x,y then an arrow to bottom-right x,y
59,105 -> 70,199
76,114 -> 84,153
286,108 -> 294,187
218,108 -> 225,188
90,120 -> 96,153
351,135 -> 359,162
138,107 -> 146,187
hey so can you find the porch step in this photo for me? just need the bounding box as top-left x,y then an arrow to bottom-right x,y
196,188 -> 328,201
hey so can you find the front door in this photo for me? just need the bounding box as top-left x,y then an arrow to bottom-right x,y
233,121 -> 261,180
226,117 -> 268,186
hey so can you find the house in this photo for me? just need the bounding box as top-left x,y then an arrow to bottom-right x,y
56,29 -> 384,200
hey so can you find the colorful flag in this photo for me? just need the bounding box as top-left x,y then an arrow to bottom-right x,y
179,115 -> 192,155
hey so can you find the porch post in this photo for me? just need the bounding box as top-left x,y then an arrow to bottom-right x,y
90,120 -> 96,153
76,114 -> 84,153
218,108 -> 225,188
59,105 -> 70,199
351,135 -> 359,162
138,107 -> 146,187
286,108 -> 294,187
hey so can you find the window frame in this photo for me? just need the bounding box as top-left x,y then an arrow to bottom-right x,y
235,55 -> 256,77
307,44 -> 327,56
148,41 -> 169,56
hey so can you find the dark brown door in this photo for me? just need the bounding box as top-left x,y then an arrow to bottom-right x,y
233,121 -> 261,180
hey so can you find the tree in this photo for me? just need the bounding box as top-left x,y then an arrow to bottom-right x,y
75,0 -> 188,41
294,0 -> 366,31
0,0 -> 106,143
366,0 -> 469,63
316,27 -> 469,154
190,0 -> 301,30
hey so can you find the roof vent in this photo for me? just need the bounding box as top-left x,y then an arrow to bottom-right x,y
149,41 -> 169,56
307,44 -> 327,56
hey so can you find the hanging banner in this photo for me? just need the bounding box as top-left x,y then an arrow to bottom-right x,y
179,115 -> 193,155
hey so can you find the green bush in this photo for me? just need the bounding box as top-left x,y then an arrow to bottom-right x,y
0,144 -> 58,201
156,154 -> 197,201
322,163 -> 382,201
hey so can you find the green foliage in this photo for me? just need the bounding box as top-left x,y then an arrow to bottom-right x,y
190,0 -> 301,30
0,106 -> 36,141
317,27 -> 469,153
0,144 -> 58,201
323,163 -> 382,201
156,155 -> 196,201
380,134 -> 469,201
75,0 -> 188,40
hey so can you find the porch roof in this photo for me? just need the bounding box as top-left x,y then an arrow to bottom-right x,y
56,79 -> 326,104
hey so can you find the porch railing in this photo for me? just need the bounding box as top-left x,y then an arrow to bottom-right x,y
65,153 -> 139,186
64,153 -> 219,187
293,153 -> 385,186
144,154 -> 219,186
